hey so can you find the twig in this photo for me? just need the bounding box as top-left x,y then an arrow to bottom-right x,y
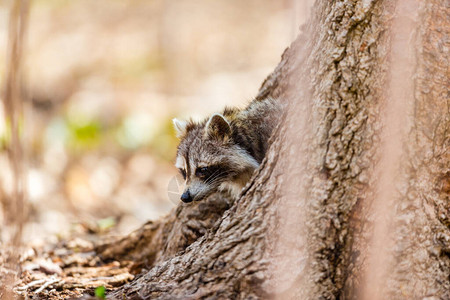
33,276 -> 62,294
15,278 -> 47,291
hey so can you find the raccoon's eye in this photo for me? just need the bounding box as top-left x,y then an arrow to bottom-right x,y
179,168 -> 186,180
195,166 -> 209,178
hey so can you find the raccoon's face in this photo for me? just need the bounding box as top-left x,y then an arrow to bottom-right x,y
173,114 -> 258,203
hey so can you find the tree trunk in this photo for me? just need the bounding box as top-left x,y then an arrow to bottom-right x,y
16,0 -> 449,299
103,0 -> 449,299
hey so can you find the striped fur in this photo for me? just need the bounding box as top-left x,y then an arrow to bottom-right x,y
173,98 -> 281,203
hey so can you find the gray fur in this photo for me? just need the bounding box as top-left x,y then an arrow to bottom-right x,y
174,98 -> 281,203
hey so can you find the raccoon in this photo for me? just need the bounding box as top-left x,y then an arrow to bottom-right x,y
173,98 -> 281,203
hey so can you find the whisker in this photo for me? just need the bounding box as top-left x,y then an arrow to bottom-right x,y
205,171 -> 232,186
204,169 -> 226,184
204,169 -> 221,184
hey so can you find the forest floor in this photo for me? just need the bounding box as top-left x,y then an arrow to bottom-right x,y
2,226 -> 135,299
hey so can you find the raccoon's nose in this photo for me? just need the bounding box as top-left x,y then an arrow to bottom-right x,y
180,191 -> 193,203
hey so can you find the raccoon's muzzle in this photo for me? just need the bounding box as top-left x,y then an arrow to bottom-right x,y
180,190 -> 193,203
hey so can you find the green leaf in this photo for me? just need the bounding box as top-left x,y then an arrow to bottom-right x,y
95,286 -> 106,299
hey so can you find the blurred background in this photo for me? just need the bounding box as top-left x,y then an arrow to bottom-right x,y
0,0 -> 312,246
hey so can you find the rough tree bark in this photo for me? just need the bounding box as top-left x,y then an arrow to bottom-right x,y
16,0 -> 449,299
97,0 -> 448,299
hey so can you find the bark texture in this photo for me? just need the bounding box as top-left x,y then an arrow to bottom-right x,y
107,0 -> 448,299
96,194 -> 233,271
108,0 -> 449,299
384,0 -> 449,297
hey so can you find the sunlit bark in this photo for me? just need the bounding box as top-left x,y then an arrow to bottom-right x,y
104,0 -> 449,299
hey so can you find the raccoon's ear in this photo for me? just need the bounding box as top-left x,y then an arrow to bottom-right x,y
173,118 -> 188,138
205,113 -> 231,141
